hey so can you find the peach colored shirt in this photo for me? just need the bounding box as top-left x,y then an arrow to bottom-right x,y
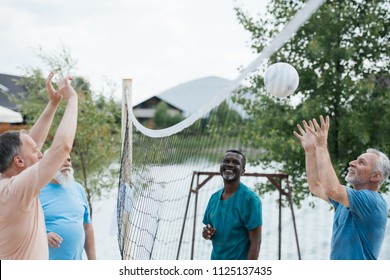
0,164 -> 48,259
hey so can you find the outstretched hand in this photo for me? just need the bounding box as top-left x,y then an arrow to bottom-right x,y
294,115 -> 330,150
307,115 -> 330,148
45,72 -> 63,105
46,72 -> 77,102
293,120 -> 316,152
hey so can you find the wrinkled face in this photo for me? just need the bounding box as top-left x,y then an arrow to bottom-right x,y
345,152 -> 379,187
220,152 -> 245,182
19,133 -> 42,168
54,155 -> 75,187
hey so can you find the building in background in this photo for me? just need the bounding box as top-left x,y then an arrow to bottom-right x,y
0,73 -> 25,133
133,76 -> 232,128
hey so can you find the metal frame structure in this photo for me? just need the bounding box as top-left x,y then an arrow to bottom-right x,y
177,171 -> 301,260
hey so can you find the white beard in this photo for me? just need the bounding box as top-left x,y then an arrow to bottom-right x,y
222,170 -> 236,181
345,173 -> 364,187
55,168 -> 75,188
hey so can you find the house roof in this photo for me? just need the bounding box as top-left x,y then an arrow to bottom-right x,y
0,73 -> 25,111
134,76 -> 232,116
0,105 -> 23,123
133,96 -> 183,112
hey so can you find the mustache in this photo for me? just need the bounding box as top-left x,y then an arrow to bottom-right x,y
55,168 -> 75,187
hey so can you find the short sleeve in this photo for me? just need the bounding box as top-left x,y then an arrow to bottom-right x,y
6,164 -> 41,211
347,187 -> 379,219
77,183 -> 91,224
244,195 -> 262,231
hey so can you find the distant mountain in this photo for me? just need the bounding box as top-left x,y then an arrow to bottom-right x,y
155,76 -> 232,116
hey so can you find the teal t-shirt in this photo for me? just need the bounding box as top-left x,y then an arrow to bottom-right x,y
203,182 -> 262,260
329,186 -> 387,260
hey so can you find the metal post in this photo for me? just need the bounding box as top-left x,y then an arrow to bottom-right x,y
176,173 -> 196,260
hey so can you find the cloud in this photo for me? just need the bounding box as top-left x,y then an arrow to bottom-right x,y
0,0 -> 268,103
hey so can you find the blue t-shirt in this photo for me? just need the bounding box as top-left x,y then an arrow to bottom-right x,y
329,186 -> 388,260
203,182 -> 262,260
39,181 -> 91,260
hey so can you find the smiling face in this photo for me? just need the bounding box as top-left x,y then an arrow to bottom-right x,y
345,152 -> 380,188
54,154 -> 75,187
219,151 -> 245,182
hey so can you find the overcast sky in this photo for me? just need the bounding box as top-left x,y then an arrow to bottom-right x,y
0,0 -> 268,104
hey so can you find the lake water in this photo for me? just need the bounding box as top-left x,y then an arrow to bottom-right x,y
91,166 -> 390,260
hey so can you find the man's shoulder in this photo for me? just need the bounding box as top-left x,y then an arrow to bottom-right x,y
239,182 -> 259,197
210,187 -> 223,199
346,186 -> 387,213
1,164 -> 40,190
72,181 -> 89,197
73,180 -> 83,187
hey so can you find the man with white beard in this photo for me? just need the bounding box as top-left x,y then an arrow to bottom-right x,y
39,154 -> 96,260
294,115 -> 390,259
202,150 -> 262,259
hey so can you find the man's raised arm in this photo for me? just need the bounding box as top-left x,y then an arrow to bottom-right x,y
28,72 -> 62,150
37,76 -> 78,188
294,120 -> 329,202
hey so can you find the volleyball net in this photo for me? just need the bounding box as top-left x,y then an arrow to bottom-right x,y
117,0 -> 326,260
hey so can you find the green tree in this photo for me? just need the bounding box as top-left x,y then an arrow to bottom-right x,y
234,0 -> 390,206
153,101 -> 184,129
13,49 -> 121,217
207,101 -> 243,135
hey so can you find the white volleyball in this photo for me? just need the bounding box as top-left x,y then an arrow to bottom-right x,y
264,62 -> 299,98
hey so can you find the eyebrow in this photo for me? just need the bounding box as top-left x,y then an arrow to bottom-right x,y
357,157 -> 367,164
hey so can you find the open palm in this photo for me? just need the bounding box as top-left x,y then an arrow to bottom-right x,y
293,120 -> 316,152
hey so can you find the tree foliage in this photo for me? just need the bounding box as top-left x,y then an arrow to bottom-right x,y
13,48 -> 121,217
152,101 -> 184,129
234,0 -> 390,206
207,101 -> 243,135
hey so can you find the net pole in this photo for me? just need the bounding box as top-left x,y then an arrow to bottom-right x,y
121,79 -> 133,259
122,79 -> 132,156
287,179 -> 302,260
278,183 -> 282,260
176,172 -> 196,260
190,173 -> 200,260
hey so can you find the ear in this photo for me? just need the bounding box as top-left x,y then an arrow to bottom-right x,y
13,155 -> 25,168
371,172 -> 381,183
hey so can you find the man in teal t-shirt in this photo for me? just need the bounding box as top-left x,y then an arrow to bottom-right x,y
202,150 -> 262,260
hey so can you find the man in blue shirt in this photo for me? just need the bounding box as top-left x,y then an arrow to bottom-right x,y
294,116 -> 389,259
202,150 -> 262,260
39,154 -> 96,260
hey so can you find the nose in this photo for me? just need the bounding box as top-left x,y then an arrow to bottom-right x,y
38,150 -> 43,159
349,160 -> 356,167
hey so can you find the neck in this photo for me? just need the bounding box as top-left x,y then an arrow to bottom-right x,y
353,184 -> 379,192
223,180 -> 240,194
1,167 -> 22,179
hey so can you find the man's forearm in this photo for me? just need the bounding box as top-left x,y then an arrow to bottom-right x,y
50,97 -> 77,153
305,149 -> 321,189
84,225 -> 96,260
315,146 -> 342,196
29,101 -> 60,150
247,243 -> 260,260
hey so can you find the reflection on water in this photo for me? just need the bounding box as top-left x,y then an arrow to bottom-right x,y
92,163 -> 390,260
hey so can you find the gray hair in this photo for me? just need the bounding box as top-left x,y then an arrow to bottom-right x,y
367,148 -> 390,186
0,131 -> 23,173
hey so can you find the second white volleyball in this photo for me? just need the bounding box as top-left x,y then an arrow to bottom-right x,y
264,62 -> 299,98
